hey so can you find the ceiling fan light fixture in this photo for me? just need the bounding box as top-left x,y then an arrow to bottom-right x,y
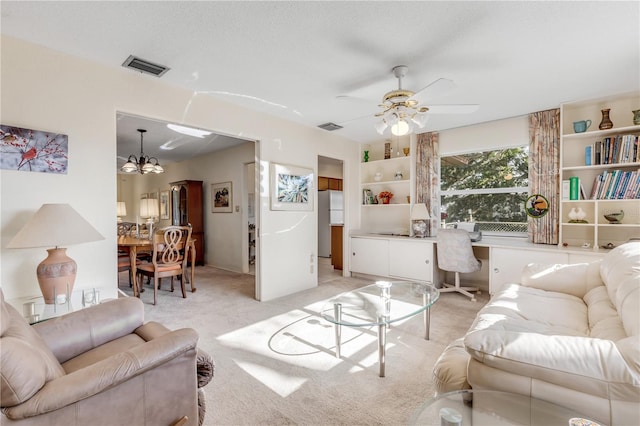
411,114 -> 429,128
391,119 -> 410,136
375,120 -> 388,135
167,123 -> 212,138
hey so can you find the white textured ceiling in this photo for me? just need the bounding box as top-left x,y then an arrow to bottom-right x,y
2,1 -> 639,166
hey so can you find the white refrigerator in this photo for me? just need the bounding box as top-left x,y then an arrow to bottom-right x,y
318,190 -> 344,257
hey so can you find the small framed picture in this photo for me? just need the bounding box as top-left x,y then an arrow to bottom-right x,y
270,162 -> 314,211
159,190 -> 170,220
211,181 -> 233,213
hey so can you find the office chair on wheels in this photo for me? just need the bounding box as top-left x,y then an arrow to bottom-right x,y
436,228 -> 482,301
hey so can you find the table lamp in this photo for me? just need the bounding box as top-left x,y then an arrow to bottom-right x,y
411,203 -> 431,238
140,198 -> 159,238
116,201 -> 127,222
7,203 -> 105,304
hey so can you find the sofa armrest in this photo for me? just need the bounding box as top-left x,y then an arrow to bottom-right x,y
2,328 -> 198,420
135,321 -> 215,388
33,297 -> 145,364
465,330 -> 638,395
520,261 -> 603,298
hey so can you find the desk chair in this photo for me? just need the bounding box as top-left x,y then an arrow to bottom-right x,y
436,229 -> 481,301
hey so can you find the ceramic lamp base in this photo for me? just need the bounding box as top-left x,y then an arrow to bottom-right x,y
412,220 -> 428,238
36,248 -> 77,304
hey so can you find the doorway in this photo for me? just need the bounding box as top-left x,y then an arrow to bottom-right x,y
317,155 -> 345,280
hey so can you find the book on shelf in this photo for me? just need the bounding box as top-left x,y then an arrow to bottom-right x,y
595,140 -> 602,165
585,145 -> 592,166
562,180 -> 570,200
591,169 -> 640,199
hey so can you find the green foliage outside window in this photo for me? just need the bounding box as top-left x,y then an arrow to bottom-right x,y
441,147 -> 529,228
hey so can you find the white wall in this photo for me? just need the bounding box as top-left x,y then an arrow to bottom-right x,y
1,36 -> 359,301
438,115 -> 529,155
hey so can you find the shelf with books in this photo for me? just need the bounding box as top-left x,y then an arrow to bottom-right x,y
560,92 -> 640,249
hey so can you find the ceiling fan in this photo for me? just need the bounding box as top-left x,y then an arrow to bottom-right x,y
357,65 -> 479,136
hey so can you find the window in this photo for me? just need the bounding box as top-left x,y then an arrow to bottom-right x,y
440,146 -> 529,235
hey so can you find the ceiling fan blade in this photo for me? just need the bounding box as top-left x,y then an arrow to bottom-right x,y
426,104 -> 480,114
409,78 -> 456,103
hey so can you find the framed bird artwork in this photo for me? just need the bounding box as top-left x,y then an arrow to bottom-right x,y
0,125 -> 68,174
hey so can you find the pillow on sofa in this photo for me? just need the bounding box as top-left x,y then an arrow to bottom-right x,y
0,294 -> 65,407
600,241 -> 640,302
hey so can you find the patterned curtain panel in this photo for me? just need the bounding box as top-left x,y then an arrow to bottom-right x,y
416,132 -> 440,237
528,109 -> 560,244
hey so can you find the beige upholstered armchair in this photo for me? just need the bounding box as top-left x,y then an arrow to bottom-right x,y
0,290 -> 213,426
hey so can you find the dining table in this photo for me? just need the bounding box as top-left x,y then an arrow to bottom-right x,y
117,235 -> 197,297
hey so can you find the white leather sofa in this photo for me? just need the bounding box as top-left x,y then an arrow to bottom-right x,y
433,241 -> 640,426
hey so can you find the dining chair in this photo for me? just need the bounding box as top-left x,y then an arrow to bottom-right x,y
137,225 -> 192,305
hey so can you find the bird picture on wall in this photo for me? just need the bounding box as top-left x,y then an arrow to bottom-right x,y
0,125 -> 68,174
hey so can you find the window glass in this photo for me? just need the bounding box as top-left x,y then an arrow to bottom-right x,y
440,147 -> 529,234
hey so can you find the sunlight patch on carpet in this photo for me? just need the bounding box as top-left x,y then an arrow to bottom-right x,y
235,360 -> 307,397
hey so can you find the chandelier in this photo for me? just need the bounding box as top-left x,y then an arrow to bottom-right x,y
121,129 -> 164,174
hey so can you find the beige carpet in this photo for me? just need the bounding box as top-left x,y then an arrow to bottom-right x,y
119,260 -> 488,425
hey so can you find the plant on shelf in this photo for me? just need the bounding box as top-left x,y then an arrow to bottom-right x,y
379,191 -> 394,204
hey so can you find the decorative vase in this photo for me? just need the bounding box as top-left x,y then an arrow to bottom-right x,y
36,248 -> 77,304
381,197 -> 390,204
374,172 -> 382,182
598,108 -> 613,130
363,150 -> 369,162
633,110 -> 640,125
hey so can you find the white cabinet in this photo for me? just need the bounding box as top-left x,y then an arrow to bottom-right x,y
560,92 -> 640,250
489,248 -> 567,295
350,237 -> 389,277
388,240 -> 434,282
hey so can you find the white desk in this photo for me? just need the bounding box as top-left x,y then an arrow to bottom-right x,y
349,233 -> 606,294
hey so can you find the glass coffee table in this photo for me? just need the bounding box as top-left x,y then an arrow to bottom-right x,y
321,280 -> 439,377
409,390 -> 603,426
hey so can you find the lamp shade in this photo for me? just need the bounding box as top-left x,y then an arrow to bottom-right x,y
117,201 -> 127,216
410,203 -> 430,220
140,199 -> 159,218
7,204 -> 104,304
8,204 -> 105,249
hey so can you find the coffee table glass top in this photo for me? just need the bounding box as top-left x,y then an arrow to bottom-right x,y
409,390 -> 602,426
321,281 -> 439,327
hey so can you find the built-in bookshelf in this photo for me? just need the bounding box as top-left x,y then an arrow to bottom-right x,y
360,136 -> 414,233
560,92 -> 640,250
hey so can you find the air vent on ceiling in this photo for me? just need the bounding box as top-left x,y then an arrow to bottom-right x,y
318,122 -> 343,131
122,55 -> 170,77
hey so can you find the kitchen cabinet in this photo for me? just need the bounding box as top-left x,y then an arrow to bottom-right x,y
331,225 -> 343,270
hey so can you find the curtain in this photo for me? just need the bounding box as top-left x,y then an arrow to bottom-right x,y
416,132 -> 440,237
528,109 -> 560,244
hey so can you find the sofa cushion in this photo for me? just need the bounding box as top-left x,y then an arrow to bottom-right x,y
470,284 -> 589,336
1,294 -> 65,407
584,286 -> 627,341
432,337 -> 471,394
521,261 -> 603,298
600,241 -> 640,302
616,276 -> 640,337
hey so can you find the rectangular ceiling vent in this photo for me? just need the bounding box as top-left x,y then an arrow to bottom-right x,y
122,55 -> 170,77
318,122 -> 343,131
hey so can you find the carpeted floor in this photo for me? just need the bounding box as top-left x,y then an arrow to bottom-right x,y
119,260 -> 488,425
